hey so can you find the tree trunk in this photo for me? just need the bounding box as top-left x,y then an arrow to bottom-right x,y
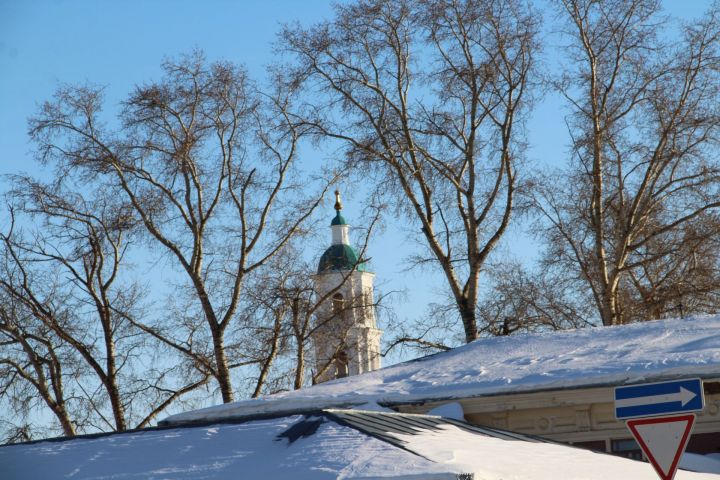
251,315 -> 282,398
459,298 -> 478,343
294,341 -> 305,390
211,328 -> 234,403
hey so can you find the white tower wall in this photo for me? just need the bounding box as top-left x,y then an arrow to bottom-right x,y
312,270 -> 382,382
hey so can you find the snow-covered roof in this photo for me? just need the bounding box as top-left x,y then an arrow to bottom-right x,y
164,315 -> 720,425
1,409 -> 716,480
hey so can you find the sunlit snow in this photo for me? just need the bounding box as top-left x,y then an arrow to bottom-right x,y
165,316 -> 720,425
2,413 -> 717,479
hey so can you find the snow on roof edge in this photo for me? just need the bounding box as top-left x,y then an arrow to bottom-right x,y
163,315 -> 720,426
162,367 -> 720,426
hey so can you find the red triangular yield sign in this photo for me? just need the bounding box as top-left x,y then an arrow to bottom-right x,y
626,414 -> 695,480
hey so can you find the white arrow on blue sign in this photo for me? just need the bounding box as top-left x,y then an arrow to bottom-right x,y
615,378 -> 704,420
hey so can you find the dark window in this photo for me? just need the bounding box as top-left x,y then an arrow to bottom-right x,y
703,382 -> 720,395
332,293 -> 344,314
612,438 -> 643,460
687,432 -> 720,454
573,440 -> 607,452
335,350 -> 349,378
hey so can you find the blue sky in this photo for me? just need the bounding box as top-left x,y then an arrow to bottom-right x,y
0,0 -> 713,354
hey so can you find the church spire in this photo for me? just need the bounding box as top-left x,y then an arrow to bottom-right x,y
334,189 -> 343,211
331,190 -> 348,229
317,189 -> 366,274
330,190 -> 349,245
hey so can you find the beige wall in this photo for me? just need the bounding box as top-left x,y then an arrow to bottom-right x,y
312,270 -> 382,382
394,380 -> 720,453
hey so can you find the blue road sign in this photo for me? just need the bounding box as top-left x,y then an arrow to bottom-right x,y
615,378 -> 704,420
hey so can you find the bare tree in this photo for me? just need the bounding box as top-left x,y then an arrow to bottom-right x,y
621,214 -> 720,321
281,0 -> 539,343
0,199 -> 133,432
0,288 -> 76,439
0,182 -> 204,439
536,0 -> 720,326
28,52 -> 329,403
476,261 -> 593,336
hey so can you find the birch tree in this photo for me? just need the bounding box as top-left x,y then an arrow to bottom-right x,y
537,0 -> 720,325
281,0 -> 538,342
28,52 -> 328,403
0,184 -> 202,439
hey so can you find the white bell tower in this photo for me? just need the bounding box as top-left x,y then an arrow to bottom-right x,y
312,191 -> 382,383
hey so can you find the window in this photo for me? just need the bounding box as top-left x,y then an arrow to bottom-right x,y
335,350 -> 349,378
332,293 -> 344,314
573,440 -> 607,452
611,438 -> 643,460
687,432 -> 720,454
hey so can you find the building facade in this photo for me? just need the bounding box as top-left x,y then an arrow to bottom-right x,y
396,380 -> 720,458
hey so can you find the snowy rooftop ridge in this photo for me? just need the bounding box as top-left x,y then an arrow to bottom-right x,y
163,315 -> 720,426
5,408 -> 717,479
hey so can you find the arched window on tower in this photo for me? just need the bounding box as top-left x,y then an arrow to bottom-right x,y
335,350 -> 349,378
332,293 -> 344,316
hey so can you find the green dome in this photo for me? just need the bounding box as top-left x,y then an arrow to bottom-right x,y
331,211 -> 347,226
317,244 -> 367,274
